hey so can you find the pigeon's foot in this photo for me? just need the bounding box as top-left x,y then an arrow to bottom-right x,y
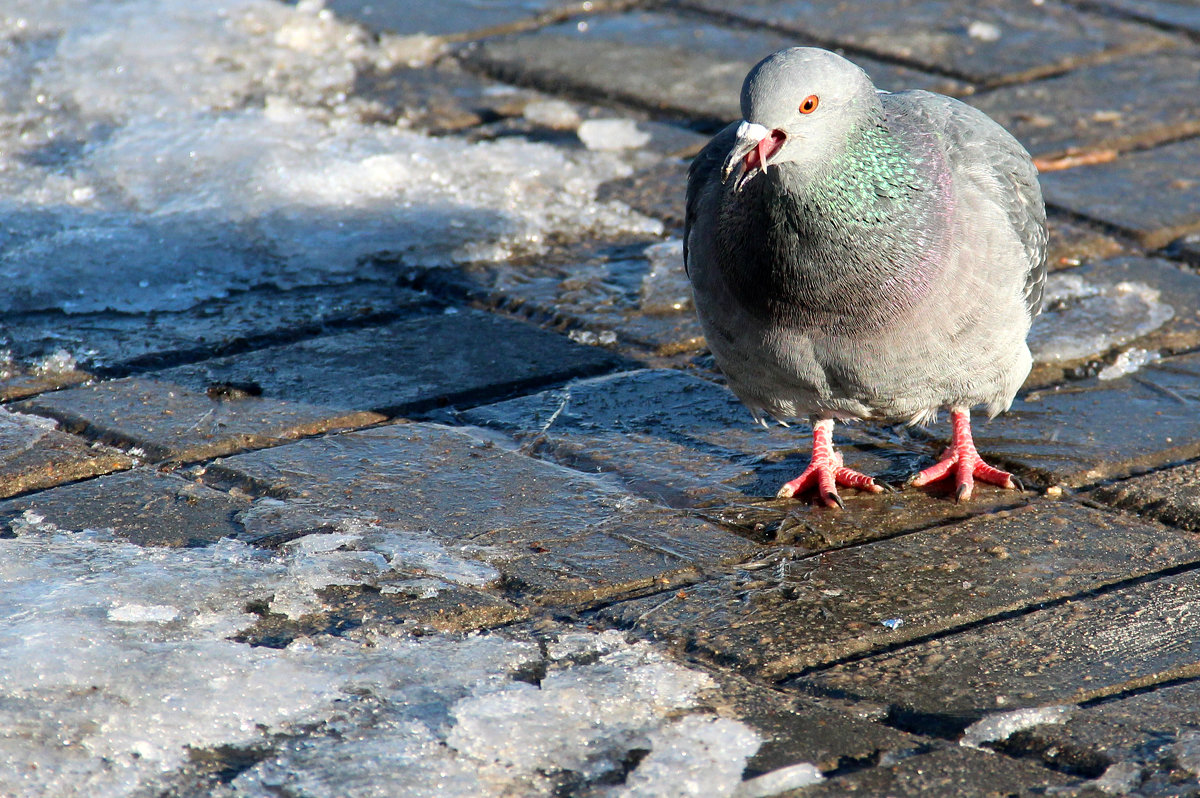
909,408 -> 1020,502
776,419 -> 885,508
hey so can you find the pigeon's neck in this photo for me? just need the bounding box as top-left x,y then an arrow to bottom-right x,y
753,120 -> 950,327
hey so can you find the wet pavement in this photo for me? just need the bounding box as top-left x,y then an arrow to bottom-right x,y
4,0 -> 1200,795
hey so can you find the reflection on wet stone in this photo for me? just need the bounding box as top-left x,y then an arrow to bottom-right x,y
598,501 -> 1200,679
0,469 -> 248,547
404,247 -> 705,355
207,423 -> 756,604
16,378 -> 385,463
978,351 -> 1200,487
799,568 -> 1200,726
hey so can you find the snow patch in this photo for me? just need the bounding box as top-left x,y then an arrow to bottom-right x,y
579,118 -> 652,151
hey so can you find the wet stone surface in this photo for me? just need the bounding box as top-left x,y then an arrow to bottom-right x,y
460,369 -> 945,506
352,59 -> 546,133
0,282 -> 436,378
0,468 -> 248,548
149,309 -> 631,415
799,745 -> 1081,796
989,678 -> 1200,790
598,500 -> 1198,679
968,50 -> 1200,160
323,0 -> 605,38
1089,460 -> 1200,533
205,423 -> 758,605
16,378 -> 385,464
462,10 -> 965,127
705,673 -> 923,776
403,245 -> 706,356
673,0 -> 1182,85
1045,214 -> 1125,270
1093,0 -> 1200,35
976,351 -> 1200,488
799,567 -> 1200,729
238,583 -> 529,643
1040,136 -> 1200,249
0,410 -> 131,500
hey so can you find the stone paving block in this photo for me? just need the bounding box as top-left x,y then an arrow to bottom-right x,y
0,282 -> 434,378
149,309 -> 629,415
1027,255 -> 1200,386
674,0 -> 1182,86
596,158 -> 691,233
462,10 -> 966,127
1093,0 -> 1200,35
797,745 -> 1080,796
1089,460 -> 1200,533
462,369 -> 1025,543
205,423 -> 758,605
1044,214 -> 1124,271
974,350 -> 1200,488
0,468 -> 249,548
0,409 -> 130,500
798,568 -> 1200,729
705,674 -> 923,776
325,0 -> 609,39
989,679 -> 1200,789
968,50 -> 1200,160
1040,137 -> 1200,249
405,246 -> 706,356
598,500 -> 1200,680
0,363 -> 92,402
17,377 -> 385,463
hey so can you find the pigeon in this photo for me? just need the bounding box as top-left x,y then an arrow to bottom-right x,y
684,47 -> 1046,506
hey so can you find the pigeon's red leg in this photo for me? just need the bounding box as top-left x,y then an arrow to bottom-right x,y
777,419 -> 885,507
910,408 -> 1019,501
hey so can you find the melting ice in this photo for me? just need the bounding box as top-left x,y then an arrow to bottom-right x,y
0,0 -> 660,316
1029,274 -> 1174,365
0,506 -> 768,797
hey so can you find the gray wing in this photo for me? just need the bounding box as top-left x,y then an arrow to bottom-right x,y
883,91 -> 1048,316
684,122 -> 738,279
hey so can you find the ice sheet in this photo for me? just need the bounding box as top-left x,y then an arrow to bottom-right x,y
1,509 -> 761,797
1030,274 -> 1174,364
0,1 -> 661,315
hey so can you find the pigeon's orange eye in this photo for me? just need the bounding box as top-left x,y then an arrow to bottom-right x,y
799,95 -> 819,114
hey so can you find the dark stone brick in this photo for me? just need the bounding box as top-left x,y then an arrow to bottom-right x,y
978,351 -> 1200,488
17,378 -> 385,463
206,423 -> 757,605
799,568 -> 1200,728
800,746 -> 1080,796
462,10 -> 966,127
674,0 -> 1183,85
969,50 -> 1200,159
0,410 -> 130,499
149,310 -> 630,415
0,469 -> 248,547
1040,137 -> 1200,249
599,501 -> 1198,679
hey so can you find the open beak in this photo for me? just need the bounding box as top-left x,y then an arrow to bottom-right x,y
721,121 -> 787,191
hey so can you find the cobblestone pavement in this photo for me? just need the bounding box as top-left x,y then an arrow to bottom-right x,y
4,0 -> 1200,795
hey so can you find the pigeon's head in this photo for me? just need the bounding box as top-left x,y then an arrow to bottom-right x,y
723,47 -> 881,190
